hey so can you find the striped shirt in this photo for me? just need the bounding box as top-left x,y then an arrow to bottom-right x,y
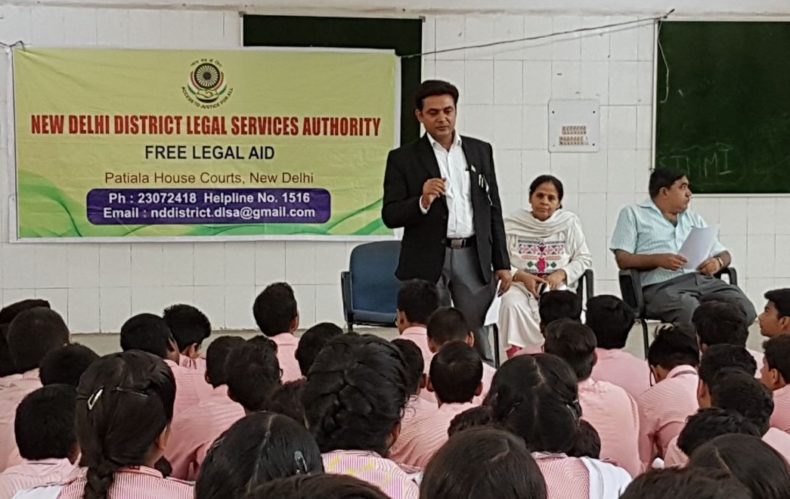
56,466 -> 193,499
177,356 -> 207,373
270,333 -> 302,383
591,348 -> 650,399
770,384 -> 790,433
322,450 -> 419,499
533,454 -> 590,499
390,395 -> 438,467
636,365 -> 699,464
0,459 -> 73,499
163,360 -> 214,419
0,370 -> 42,471
610,200 -> 725,287
390,401 -> 474,469
399,327 -> 433,376
474,363 -> 496,405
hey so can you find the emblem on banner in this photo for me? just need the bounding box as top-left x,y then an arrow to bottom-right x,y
182,58 -> 233,109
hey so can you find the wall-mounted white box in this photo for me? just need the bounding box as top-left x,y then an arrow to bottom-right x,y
548,99 -> 600,152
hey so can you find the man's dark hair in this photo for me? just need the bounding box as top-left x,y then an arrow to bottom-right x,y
677,408 -> 760,457
620,468 -> 750,499
567,420 -> 601,459
429,342 -> 482,404
119,313 -> 174,359
397,280 -> 440,325
15,384 -> 77,460
585,295 -> 634,350
698,344 -> 757,386
763,335 -> 790,382
226,338 -> 282,412
709,369 -> 774,434
39,343 -> 99,387
426,307 -> 470,347
295,322 -> 343,376
162,304 -> 211,353
7,307 -> 69,372
765,288 -> 790,318
648,167 -> 686,199
647,324 -> 700,370
414,80 -> 459,111
391,338 -> 425,396
0,299 -> 51,327
205,336 -> 246,388
253,283 -> 298,337
692,301 -> 749,348
538,291 -> 582,327
543,319 -> 597,381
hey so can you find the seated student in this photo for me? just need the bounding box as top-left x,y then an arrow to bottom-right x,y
391,342 -> 483,468
263,380 -> 307,428
163,304 -> 212,371
302,335 -> 419,499
487,354 -> 631,499
610,167 -> 756,326
586,295 -> 649,398
761,335 -> 790,432
688,434 -> 790,499
758,288 -> 790,338
0,300 -> 50,378
396,280 -> 440,373
421,427 -> 548,499
39,344 -> 98,387
692,299 -> 762,365
619,467 -> 750,499
447,406 -> 493,437
636,324 -> 700,464
567,420 -> 602,460
426,308 -> 495,403
0,386 -> 77,499
226,338 -> 282,415
538,290 -> 582,330
194,412 -> 323,499
295,322 -> 343,377
120,313 -> 213,416
543,319 -> 641,477
253,283 -> 302,382
165,336 -> 246,480
0,308 -> 69,471
245,474 -> 389,499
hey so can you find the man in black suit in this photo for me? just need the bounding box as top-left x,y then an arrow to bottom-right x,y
382,80 -> 511,361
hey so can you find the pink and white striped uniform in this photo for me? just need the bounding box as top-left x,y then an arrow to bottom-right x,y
533,454 -> 590,499
177,355 -> 207,374
163,360 -> 213,418
56,466 -> 193,499
473,363 -> 497,405
0,370 -> 42,471
322,450 -> 419,499
390,395 -> 438,466
269,333 -> 302,383
0,458 -> 74,499
770,384 -> 790,433
591,348 -> 650,399
399,327 -> 433,376
390,401 -> 474,469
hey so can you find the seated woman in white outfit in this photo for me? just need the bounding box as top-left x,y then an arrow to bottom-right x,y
499,175 -> 592,357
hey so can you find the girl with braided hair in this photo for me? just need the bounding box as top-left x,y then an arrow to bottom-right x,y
302,334 -> 418,499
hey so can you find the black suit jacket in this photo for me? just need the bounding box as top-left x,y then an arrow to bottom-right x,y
381,135 -> 510,284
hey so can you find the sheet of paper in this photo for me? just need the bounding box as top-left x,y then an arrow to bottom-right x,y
678,226 -> 719,270
484,292 -> 501,326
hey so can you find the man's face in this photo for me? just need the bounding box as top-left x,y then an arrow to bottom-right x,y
760,357 -> 778,390
759,300 -> 788,337
416,94 -> 457,144
663,176 -> 692,213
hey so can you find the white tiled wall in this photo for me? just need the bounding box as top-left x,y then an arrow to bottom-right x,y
1,5 -> 788,332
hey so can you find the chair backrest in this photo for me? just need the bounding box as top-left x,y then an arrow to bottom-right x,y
349,241 -> 401,314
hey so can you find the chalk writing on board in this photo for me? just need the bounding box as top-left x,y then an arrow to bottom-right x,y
658,143 -> 736,184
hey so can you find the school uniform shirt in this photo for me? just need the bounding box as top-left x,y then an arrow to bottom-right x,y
270,333 -> 302,383
533,453 -> 631,499
177,355 -> 207,374
578,378 -> 642,477
399,327 -> 433,376
591,348 -> 650,399
636,365 -> 699,465
55,466 -> 193,499
0,458 -> 74,499
163,360 -> 213,418
322,450 -> 419,499
0,370 -> 42,471
390,395 -> 438,467
770,384 -> 790,433
164,385 -> 245,481
390,401 -> 474,469
664,427 -> 790,467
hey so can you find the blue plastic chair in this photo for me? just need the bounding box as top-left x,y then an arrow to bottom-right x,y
340,241 -> 402,332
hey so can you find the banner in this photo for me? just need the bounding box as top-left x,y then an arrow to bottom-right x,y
11,48 -> 398,240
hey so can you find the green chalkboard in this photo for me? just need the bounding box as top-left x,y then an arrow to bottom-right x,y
656,21 -> 790,193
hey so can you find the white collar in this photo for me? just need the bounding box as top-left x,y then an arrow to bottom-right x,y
427,132 -> 462,150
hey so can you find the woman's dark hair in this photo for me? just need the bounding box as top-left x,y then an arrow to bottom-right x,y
195,412 -> 323,499
448,406 -> 494,437
264,380 -> 307,428
76,351 -> 176,499
528,175 -> 564,202
302,335 -> 408,456
245,474 -> 389,499
420,427 -> 547,499
648,167 -> 686,199
485,354 -> 580,453
620,467 -> 751,499
689,434 -> 790,499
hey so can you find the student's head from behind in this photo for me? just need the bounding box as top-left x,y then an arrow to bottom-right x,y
648,167 -> 692,213
253,282 -> 299,337
162,303 -> 211,358
447,406 -> 493,437
195,412 -> 323,499
528,175 -> 564,222
414,80 -> 459,145
567,419 -> 601,459
689,434 -> 790,499
646,324 -> 700,382
428,341 -> 482,404
542,319 -> 597,381
295,322 -> 343,376
486,353 -> 580,453
264,380 -> 307,428
39,343 -> 99,387
302,334 -> 408,456
538,291 -> 582,329
707,369 -> 774,434
396,279 -> 440,332
761,335 -> 790,391
76,351 -> 175,497
759,288 -> 790,337
420,427 -> 547,499
15,384 -> 78,463
677,407 -> 761,458
392,338 -> 426,396
7,307 -> 69,373
205,335 -> 246,388
692,300 -> 749,350
697,344 -> 757,407
585,295 -> 634,350
426,307 -> 473,353
620,467 -> 750,499
119,313 -> 178,362
0,298 -> 51,326
245,474 -> 389,499
226,338 -> 282,413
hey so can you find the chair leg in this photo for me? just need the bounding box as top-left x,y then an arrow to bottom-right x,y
641,319 -> 649,357
492,324 -> 501,369
346,322 -> 354,333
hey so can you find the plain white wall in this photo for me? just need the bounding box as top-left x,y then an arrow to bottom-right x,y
1,2 -> 789,333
